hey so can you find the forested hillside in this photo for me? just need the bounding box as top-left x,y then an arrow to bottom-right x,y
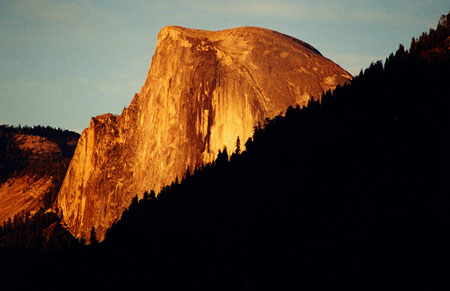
99,12 -> 450,290
0,125 -> 79,183
0,125 -> 79,248
1,12 -> 449,291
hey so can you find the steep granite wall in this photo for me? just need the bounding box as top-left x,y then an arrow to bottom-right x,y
57,26 -> 352,241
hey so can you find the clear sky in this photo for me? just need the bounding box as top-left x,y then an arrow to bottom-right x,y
1,0 -> 448,133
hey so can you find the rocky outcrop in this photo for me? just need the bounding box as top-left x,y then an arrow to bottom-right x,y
57,26 -> 352,241
0,175 -> 53,222
0,131 -> 77,222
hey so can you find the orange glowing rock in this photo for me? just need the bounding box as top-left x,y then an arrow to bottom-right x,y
57,26 -> 351,241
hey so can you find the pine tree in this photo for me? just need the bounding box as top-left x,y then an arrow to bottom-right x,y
235,136 -> 241,154
149,190 -> 156,199
90,227 -> 98,245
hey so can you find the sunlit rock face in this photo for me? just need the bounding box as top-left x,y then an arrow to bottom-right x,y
0,175 -> 53,223
0,134 -> 70,223
57,26 -> 352,241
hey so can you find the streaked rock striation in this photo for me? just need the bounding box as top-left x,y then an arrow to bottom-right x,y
57,26 -> 352,241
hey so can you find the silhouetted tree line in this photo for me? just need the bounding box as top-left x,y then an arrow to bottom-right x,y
0,128 -> 25,183
0,124 -> 80,145
1,12 -> 450,291
0,124 -> 80,159
0,210 -> 79,250
0,125 -> 79,180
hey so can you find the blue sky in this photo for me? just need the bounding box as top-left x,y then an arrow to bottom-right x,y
0,0 -> 448,133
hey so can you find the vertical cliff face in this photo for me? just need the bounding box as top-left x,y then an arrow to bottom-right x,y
57,26 -> 352,241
